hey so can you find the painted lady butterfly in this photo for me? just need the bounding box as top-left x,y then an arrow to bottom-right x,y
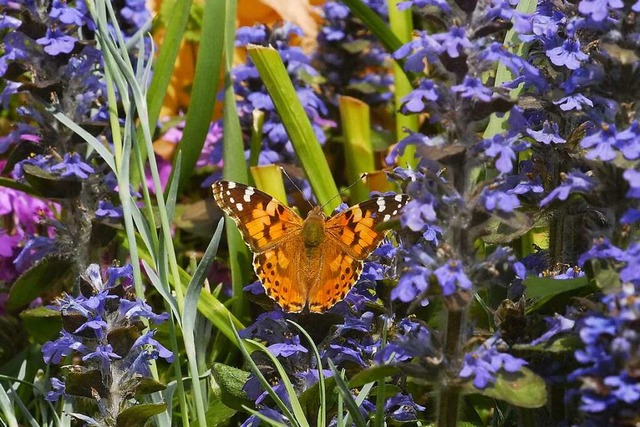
212,180 -> 408,313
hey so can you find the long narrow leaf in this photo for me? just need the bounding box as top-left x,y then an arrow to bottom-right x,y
146,0 -> 193,132
328,360 -> 367,427
222,0 -> 251,319
174,0 -> 226,192
246,339 -> 310,427
288,320 -> 326,427
248,45 -> 339,213
183,218 -> 224,332
229,318 -> 298,425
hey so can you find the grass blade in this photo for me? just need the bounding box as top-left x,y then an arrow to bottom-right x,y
173,0 -> 226,192
248,45 -> 339,213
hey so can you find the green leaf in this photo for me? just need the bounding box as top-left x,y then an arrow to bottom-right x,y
116,403 -> 168,427
173,0 -> 226,192
7,257 -> 75,311
146,0 -> 193,139
328,360 -> 367,427
339,96 -> 375,203
205,397 -> 237,426
463,367 -> 547,409
19,307 -> 62,344
21,164 -> 82,199
211,363 -> 253,412
524,275 -> 589,299
0,177 -> 41,197
350,364 -> 400,388
222,0 -> 252,320
513,335 -> 582,354
247,45 -> 339,214
133,377 -> 168,396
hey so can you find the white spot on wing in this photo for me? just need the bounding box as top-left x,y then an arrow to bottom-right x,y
392,210 -> 398,215
383,214 -> 391,221
244,187 -> 255,202
228,182 -> 236,189
236,203 -> 244,211
394,194 -> 403,202
377,198 -> 386,212
229,197 -> 235,204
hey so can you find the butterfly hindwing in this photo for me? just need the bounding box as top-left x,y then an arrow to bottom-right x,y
308,244 -> 362,313
253,243 -> 306,313
212,181 -> 303,252
325,194 -> 410,259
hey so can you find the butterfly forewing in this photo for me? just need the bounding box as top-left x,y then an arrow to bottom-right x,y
325,194 -> 410,259
212,181 -> 303,251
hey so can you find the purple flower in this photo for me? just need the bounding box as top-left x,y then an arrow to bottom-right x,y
433,26 -> 471,59
460,337 -> 527,389
36,29 -> 77,56
623,169 -> 640,198
42,330 -> 88,364
530,314 -> 576,345
578,0 -> 623,22
391,266 -> 431,304
401,197 -> 437,231
50,0 -> 86,26
82,344 -> 121,371
268,335 -> 308,357
451,76 -> 493,102
547,39 -> 588,70
526,121 -> 566,145
554,93 -> 594,111
434,261 -> 471,296
385,393 -> 426,421
577,238 -> 626,266
397,0 -> 451,13
539,170 -> 595,207
120,298 -> 170,324
616,121 -> 640,160
50,152 -> 95,179
13,236 -> 57,272
481,133 -> 529,174
580,123 -> 619,161
45,377 -> 66,402
95,200 -> 123,219
400,79 -> 439,113
480,187 -> 521,213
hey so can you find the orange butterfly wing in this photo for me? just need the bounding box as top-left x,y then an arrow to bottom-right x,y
307,195 -> 409,313
212,181 -> 306,312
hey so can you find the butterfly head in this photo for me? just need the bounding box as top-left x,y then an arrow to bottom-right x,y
302,206 -> 326,248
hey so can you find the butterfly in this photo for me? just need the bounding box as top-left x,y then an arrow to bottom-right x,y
212,180 -> 409,313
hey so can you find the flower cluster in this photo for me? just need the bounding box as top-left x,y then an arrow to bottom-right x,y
232,23 -> 331,166
42,264 -> 172,425
0,0 -> 151,283
315,0 -> 393,106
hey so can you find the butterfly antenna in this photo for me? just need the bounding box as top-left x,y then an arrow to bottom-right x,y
280,166 -> 315,209
320,173 -> 368,211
